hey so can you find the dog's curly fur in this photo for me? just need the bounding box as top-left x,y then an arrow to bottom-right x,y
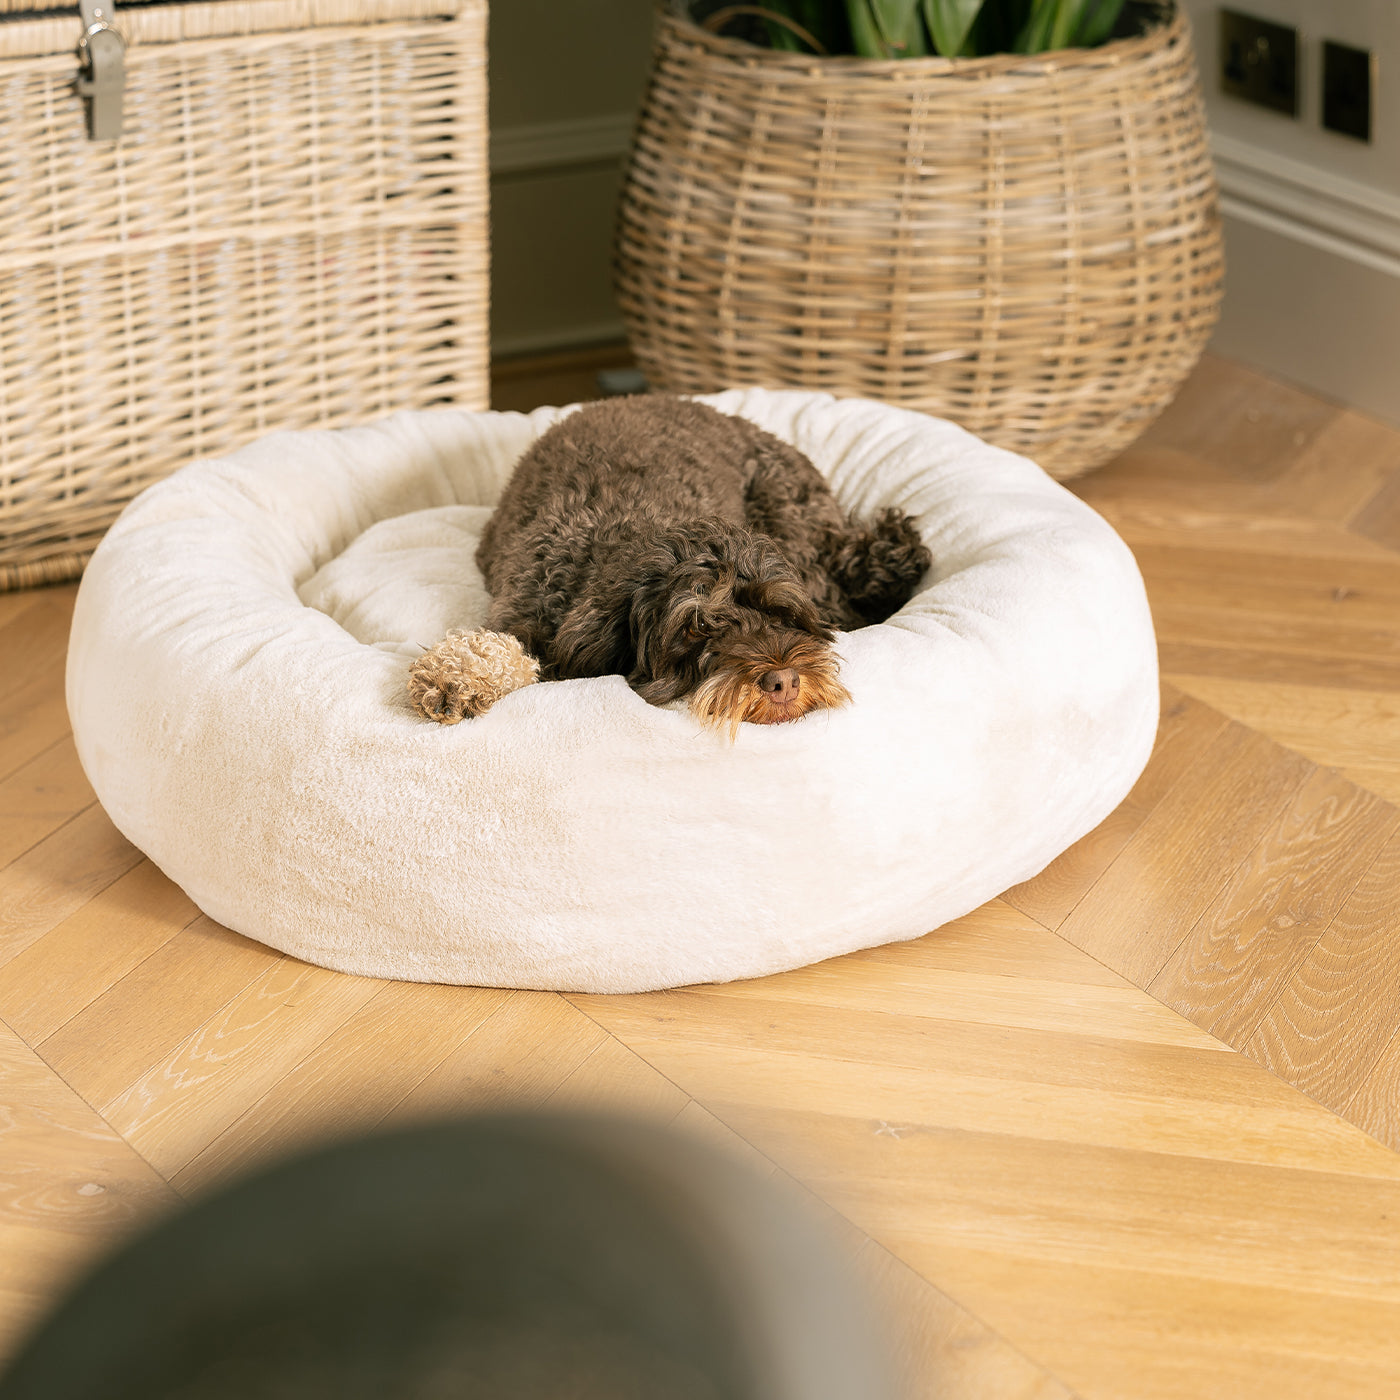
410,396 -> 931,732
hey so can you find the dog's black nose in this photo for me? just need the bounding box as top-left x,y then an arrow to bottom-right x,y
758,668 -> 800,704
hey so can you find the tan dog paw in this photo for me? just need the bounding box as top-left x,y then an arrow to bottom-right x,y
408,629 -> 539,724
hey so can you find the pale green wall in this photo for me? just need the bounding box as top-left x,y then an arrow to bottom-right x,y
490,0 -> 656,127
488,0 -> 657,355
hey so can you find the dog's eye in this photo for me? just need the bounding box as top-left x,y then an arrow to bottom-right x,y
685,623 -> 704,642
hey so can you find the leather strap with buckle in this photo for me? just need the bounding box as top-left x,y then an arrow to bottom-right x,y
75,0 -> 126,141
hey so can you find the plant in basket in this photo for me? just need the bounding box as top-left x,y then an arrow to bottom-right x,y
614,0 -> 1223,480
706,0 -> 1129,58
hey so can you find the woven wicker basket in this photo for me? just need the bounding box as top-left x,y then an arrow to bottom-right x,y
615,1 -> 1223,480
0,0 -> 488,590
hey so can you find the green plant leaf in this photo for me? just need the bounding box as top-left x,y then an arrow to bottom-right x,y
1015,0 -> 1126,52
850,0 -> 930,56
921,0 -> 983,55
844,0 -> 885,54
763,16 -> 810,52
1013,0 -> 1058,51
697,0 -> 1124,55
1070,0 -> 1126,45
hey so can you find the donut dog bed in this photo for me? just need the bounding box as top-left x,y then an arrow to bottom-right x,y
66,390 -> 1159,993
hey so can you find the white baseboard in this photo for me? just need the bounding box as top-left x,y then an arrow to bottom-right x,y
1212,133 -> 1400,279
491,317 -> 628,360
1209,134 -> 1400,424
490,112 -> 635,177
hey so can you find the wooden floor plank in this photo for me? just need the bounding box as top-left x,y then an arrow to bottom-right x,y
1138,560 -> 1400,647
0,591 -> 75,710
691,950 -> 1228,1055
671,1101 -> 1079,1400
1148,768 -> 1399,1049
902,1251 -> 1400,1400
0,805 -> 143,970
380,991 -> 609,1127
37,916 -> 279,1099
855,1239 -> 1078,1400
1349,459 -> 1400,552
97,958 -> 383,1178
1055,723 -> 1315,987
542,1031 -> 691,1122
489,343 -> 633,415
1153,604 -> 1400,684
0,658 -> 75,788
1076,486 -> 1400,565
0,586 -> 76,789
170,981 -> 512,1199
0,739 -> 94,869
0,862 -> 200,1047
0,591 -> 43,635
1083,439 -> 1270,499
841,898 -> 1125,986
578,914 -> 1400,1399
1138,533 -> 1400,600
1276,410 -> 1400,524
0,1019 -> 177,1364
1005,685 -> 1229,930
799,1122 -> 1400,1308
1159,638 -> 1400,693
1137,354 -> 1342,484
578,991 -> 1396,1177
1165,673 -> 1400,806
1346,1036 -> 1400,1156
1246,830 -> 1400,1113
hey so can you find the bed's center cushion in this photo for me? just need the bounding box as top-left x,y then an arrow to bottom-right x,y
299,506 -> 495,654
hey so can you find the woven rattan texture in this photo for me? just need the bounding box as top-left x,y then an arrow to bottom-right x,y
0,0 -> 487,589
615,2 -> 1223,480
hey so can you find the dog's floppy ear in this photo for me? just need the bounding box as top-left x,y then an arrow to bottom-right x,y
546,533 -> 679,683
626,529 -> 718,703
548,593 -> 636,681
627,555 -> 697,696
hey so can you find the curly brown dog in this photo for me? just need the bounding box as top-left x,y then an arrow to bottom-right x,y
408,396 -> 931,734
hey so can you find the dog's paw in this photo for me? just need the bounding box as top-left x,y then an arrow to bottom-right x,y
828,508 -> 932,625
408,629 -> 539,724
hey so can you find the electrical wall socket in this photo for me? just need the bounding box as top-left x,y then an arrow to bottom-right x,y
1322,40 -> 1373,142
1220,8 -> 1299,117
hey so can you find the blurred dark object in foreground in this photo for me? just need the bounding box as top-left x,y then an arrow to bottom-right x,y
0,1114 -> 894,1400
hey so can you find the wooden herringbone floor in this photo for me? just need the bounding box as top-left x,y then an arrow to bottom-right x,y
3,352 -> 1400,1399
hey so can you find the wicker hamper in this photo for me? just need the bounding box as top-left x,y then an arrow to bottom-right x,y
615,0 -> 1223,480
0,0 -> 488,589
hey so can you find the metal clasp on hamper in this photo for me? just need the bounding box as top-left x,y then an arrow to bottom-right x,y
74,0 -> 126,141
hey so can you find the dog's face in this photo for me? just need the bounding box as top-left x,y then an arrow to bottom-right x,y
627,522 -> 851,734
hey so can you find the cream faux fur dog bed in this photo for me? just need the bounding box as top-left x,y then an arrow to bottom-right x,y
66,390 -> 1158,993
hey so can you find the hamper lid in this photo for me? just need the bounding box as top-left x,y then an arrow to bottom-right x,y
0,0 -> 459,12
0,0 -> 464,51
